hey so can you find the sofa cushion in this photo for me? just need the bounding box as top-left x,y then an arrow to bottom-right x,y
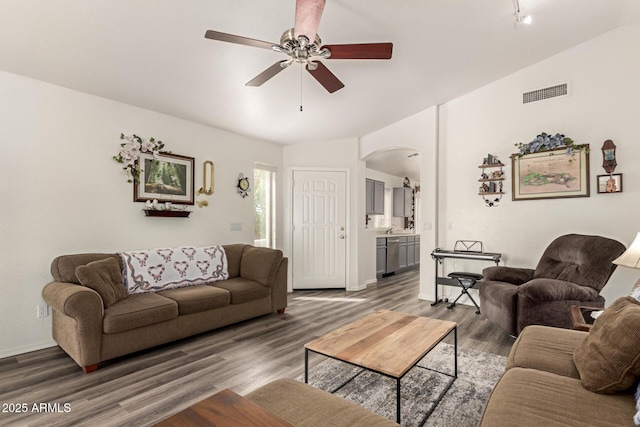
574,296 -> 640,393
246,378 -> 399,427
75,258 -> 128,308
223,244 -> 249,278
51,253 -> 121,284
103,293 -> 178,334
240,246 -> 283,287
506,325 -> 585,379
213,277 -> 270,304
159,285 -> 230,315
479,367 -> 635,427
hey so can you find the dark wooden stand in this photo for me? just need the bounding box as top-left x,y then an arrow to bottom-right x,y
143,209 -> 191,218
570,306 -> 602,332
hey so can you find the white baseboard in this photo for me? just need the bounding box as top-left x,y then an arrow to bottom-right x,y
0,339 -> 57,359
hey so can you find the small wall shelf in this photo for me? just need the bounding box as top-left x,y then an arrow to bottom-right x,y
143,209 -> 191,218
478,154 -> 505,207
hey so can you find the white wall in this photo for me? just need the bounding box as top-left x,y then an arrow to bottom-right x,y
4,25 -> 639,360
0,71 -> 284,358
438,25 -> 640,306
361,108 -> 438,300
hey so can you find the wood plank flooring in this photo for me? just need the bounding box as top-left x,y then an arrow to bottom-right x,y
0,270 -> 514,427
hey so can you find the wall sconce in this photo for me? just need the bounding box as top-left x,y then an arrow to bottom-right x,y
195,161 -> 213,208
601,140 -> 617,173
198,161 -> 214,195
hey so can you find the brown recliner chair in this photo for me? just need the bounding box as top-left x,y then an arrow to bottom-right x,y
479,234 -> 625,336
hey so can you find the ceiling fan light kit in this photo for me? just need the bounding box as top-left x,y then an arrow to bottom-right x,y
513,0 -> 532,25
204,0 -> 393,93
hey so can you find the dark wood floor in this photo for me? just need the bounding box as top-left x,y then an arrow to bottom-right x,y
0,270 -> 514,427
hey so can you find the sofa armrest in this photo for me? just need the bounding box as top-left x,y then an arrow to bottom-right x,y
42,281 -> 104,369
519,278 -> 600,302
43,281 -> 104,318
271,258 -> 288,313
482,266 -> 534,285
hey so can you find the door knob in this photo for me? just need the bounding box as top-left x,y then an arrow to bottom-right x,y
339,235 -> 346,239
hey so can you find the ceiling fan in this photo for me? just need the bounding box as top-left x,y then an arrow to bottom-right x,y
204,0 -> 393,93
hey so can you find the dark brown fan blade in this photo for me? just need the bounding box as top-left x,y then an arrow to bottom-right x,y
204,30 -> 276,50
294,0 -> 325,41
246,61 -> 290,86
323,43 -> 393,59
306,61 -> 344,93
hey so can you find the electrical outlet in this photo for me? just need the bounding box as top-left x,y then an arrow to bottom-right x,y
230,222 -> 242,231
37,304 -> 49,318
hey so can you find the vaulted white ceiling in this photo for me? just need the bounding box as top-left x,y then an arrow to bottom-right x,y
1,1 -> 639,146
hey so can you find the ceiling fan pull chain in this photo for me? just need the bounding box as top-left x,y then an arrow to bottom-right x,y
300,63 -> 303,112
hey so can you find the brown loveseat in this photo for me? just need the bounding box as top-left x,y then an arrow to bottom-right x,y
480,297 -> 640,426
42,244 -> 287,372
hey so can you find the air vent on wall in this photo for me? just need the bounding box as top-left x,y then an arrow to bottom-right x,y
523,83 -> 569,104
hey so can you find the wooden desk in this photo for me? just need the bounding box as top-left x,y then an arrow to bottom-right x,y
153,389 -> 294,427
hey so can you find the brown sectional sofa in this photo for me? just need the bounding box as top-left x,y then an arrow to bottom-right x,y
42,244 -> 287,372
246,378 -> 399,426
479,324 -> 636,426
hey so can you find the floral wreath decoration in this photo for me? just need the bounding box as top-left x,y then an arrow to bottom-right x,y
514,132 -> 588,158
113,133 -> 166,183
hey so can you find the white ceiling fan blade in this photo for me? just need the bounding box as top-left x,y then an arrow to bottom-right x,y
293,0 -> 325,42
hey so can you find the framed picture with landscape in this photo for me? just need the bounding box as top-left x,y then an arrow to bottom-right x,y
511,145 -> 590,201
134,152 -> 195,204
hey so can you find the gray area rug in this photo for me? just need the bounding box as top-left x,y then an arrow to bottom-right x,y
298,343 -> 506,427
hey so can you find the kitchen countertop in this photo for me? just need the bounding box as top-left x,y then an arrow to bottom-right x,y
376,232 -> 419,237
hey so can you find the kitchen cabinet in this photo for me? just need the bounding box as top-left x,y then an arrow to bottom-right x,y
366,179 -> 385,215
407,237 -> 416,266
398,236 -> 421,272
393,187 -> 413,217
399,236 -> 408,269
378,235 -> 420,277
376,238 -> 386,277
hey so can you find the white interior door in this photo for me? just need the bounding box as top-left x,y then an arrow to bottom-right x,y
292,170 -> 347,289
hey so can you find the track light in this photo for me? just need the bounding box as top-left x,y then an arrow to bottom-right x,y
513,0 -> 532,25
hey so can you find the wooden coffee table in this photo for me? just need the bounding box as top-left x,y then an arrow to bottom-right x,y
304,310 -> 457,424
153,388 -> 294,427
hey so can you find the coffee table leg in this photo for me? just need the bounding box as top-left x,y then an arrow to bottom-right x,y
304,348 -> 309,384
454,326 -> 458,379
396,378 -> 401,424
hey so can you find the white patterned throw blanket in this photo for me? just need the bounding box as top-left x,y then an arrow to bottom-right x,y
120,245 -> 228,294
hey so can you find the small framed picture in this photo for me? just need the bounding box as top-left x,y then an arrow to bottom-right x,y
597,173 -> 623,194
134,152 -> 195,204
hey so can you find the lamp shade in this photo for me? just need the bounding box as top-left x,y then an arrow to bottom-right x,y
613,232 -> 640,269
